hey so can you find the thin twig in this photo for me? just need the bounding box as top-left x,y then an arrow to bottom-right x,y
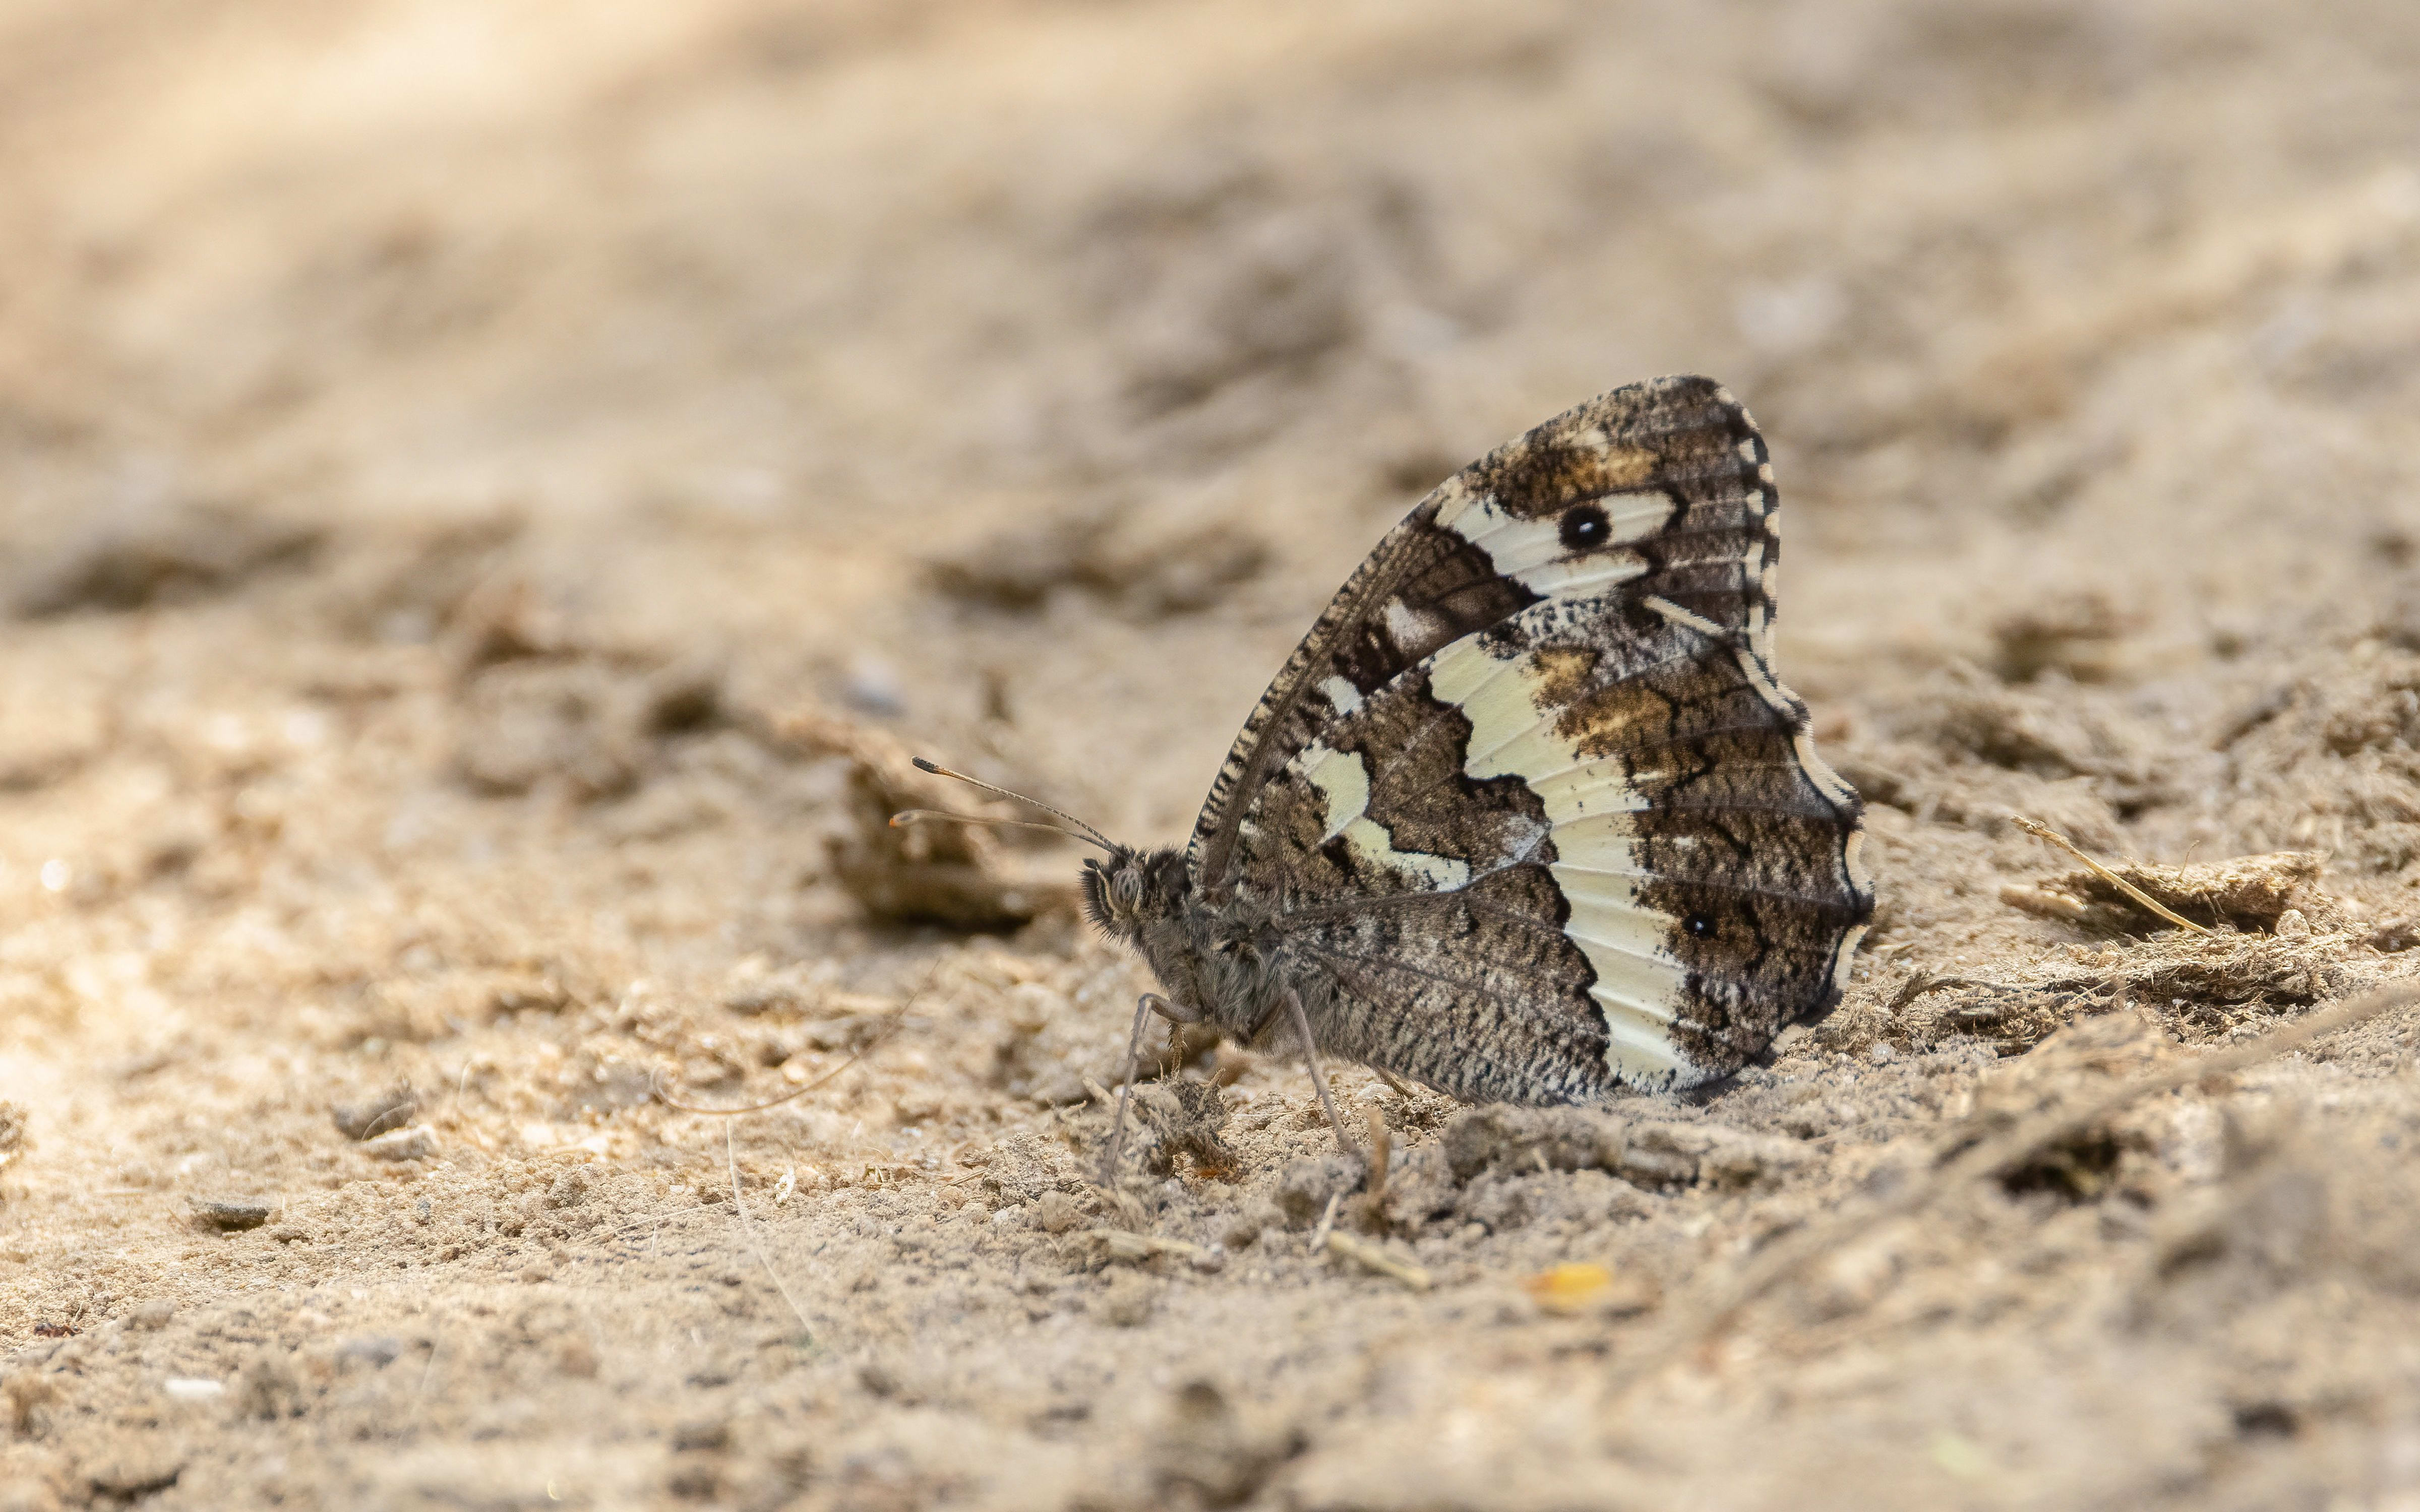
1326,1231 -> 1430,1291
1364,1106 -> 1392,1209
1373,1066 -> 1418,1098
1309,1192 -> 1343,1254
1076,1228 -> 1215,1266
1607,981 -> 2420,1401
727,1122 -> 815,1347
2011,815 -> 2211,935
1887,972 -> 2019,1015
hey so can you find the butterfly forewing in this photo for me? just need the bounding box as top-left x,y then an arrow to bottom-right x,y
1191,375 -> 1871,1099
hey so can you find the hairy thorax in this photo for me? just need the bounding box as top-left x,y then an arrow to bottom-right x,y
1085,843 -> 1301,1047
1133,892 -> 1296,1046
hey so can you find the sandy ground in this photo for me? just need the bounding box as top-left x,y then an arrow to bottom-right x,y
6,1 -> 2420,1507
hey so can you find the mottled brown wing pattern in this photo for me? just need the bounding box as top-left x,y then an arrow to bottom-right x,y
1190,375 -> 1784,892
1193,375 -> 1871,1098
1183,488 -> 1538,894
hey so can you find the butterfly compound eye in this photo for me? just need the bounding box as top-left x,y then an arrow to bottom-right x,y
1111,869 -> 1143,910
1558,503 -> 1611,550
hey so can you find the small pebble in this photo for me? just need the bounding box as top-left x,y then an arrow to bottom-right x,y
190,1198 -> 271,1232
128,1299 -> 174,1331
330,1084 -> 420,1142
334,1336 -> 402,1369
162,1377 -> 225,1401
841,655 -> 904,717
84,1448 -> 184,1498
362,1126 -> 437,1162
1033,1190 -> 1082,1235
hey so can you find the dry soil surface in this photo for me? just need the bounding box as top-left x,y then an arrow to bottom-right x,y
7,2 -> 2420,1508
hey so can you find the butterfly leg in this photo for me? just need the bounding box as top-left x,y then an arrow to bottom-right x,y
1100,992 -> 1192,1186
1284,986 -> 1358,1158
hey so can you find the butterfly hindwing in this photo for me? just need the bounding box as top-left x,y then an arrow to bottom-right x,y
1194,375 -> 1871,1098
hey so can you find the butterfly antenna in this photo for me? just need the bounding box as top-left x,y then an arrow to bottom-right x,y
890,809 -> 1113,850
908,758 -> 1118,854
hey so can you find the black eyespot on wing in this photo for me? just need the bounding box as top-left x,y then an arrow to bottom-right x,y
1559,503 -> 1610,551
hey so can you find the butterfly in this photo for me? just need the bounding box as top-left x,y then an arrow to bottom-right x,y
915,376 -> 1871,1169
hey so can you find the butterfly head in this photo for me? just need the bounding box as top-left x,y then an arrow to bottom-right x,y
1080,846 -> 1189,941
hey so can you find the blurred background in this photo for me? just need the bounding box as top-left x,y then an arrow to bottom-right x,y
8,0 -> 2417,848
7,5 -> 2420,1504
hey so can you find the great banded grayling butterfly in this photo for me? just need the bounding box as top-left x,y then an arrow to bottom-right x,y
911,376 -> 1871,1170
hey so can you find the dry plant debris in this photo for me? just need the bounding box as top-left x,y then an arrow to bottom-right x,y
1609,983 -> 2420,1403
2003,840 -> 2329,936
1520,1262 -> 1660,1318
1131,1079 -> 1244,1179
1989,590 -> 2136,684
782,713 -> 1077,928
